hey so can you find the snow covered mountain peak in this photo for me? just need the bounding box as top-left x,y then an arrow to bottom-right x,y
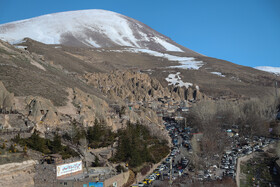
0,9 -> 187,52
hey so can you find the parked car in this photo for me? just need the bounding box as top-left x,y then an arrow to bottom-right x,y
165,157 -> 172,163
197,174 -> 204,181
158,165 -> 166,171
143,178 -> 152,185
276,112 -> 280,120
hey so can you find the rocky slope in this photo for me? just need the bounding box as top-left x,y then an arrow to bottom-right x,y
0,81 -> 15,111
0,160 -> 37,187
0,38 -> 279,133
7,38 -> 278,100
0,40 -> 168,133
86,71 -> 187,102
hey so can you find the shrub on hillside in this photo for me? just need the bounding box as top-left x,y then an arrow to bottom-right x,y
111,121 -> 169,168
13,131 -> 78,159
86,119 -> 116,148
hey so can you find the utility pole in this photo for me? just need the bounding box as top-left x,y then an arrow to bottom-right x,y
169,157 -> 173,186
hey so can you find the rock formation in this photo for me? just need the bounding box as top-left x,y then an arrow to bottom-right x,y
0,81 -> 15,111
0,160 -> 37,187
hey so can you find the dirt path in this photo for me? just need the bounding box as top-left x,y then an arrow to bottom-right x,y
236,144 -> 275,187
236,153 -> 253,187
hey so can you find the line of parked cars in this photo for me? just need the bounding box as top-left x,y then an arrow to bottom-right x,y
193,133 -> 278,182
220,135 -> 277,179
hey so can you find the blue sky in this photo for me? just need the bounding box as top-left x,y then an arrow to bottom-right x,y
0,0 -> 279,67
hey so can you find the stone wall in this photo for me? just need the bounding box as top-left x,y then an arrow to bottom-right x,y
34,163 -> 56,187
104,170 -> 129,187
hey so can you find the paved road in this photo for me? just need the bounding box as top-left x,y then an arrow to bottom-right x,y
150,124 -> 191,186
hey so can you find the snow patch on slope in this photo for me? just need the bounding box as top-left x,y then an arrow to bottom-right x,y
165,72 -> 193,88
210,72 -> 225,77
110,48 -> 203,70
169,60 -> 203,70
254,66 -> 280,75
153,37 -> 183,52
14,45 -> 27,49
86,38 -> 101,48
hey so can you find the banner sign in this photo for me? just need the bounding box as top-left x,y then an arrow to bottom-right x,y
89,182 -> 104,187
56,161 -> 82,177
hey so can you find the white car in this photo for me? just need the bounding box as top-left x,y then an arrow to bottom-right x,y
158,165 -> 165,171
212,165 -> 218,169
148,175 -> 156,181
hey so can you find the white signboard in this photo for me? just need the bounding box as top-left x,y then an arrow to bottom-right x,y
57,161 -> 82,177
